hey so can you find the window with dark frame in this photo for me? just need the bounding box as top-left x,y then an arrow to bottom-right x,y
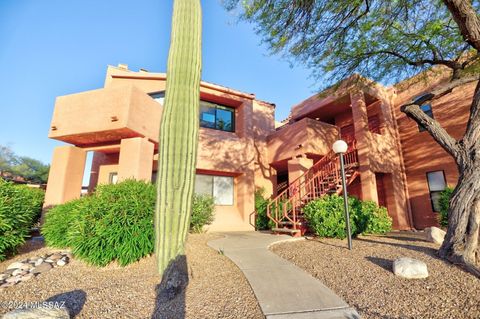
426,171 -> 446,212
149,92 -> 236,132
150,91 -> 165,105
200,100 -> 235,132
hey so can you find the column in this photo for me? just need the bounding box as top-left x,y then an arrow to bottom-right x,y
350,90 -> 378,203
44,146 -> 86,207
118,137 -> 154,182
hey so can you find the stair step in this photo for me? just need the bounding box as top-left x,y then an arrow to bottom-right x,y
279,221 -> 302,226
272,227 -> 300,234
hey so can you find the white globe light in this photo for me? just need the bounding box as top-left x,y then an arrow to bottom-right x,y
332,140 -> 348,154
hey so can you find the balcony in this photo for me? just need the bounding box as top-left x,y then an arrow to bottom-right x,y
49,84 -> 161,146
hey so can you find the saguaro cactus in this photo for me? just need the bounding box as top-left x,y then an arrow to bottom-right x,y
155,0 -> 202,275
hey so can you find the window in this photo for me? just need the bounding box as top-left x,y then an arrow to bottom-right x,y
426,171 -> 446,212
200,100 -> 235,132
195,174 -> 234,205
150,91 -> 165,105
109,172 -> 118,184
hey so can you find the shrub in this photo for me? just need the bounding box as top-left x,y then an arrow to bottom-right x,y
42,198 -> 83,248
42,180 -> 217,266
0,180 -> 44,260
439,187 -> 454,227
42,180 -> 156,266
254,188 -> 274,230
303,194 -> 392,238
190,193 -> 215,233
355,200 -> 392,234
303,194 -> 358,239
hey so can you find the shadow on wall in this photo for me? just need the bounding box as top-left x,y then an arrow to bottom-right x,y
46,289 -> 87,318
151,255 -> 188,319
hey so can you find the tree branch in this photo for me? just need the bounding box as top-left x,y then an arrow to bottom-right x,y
443,0 -> 480,51
401,103 -> 461,157
367,50 -> 462,70
401,75 -> 480,162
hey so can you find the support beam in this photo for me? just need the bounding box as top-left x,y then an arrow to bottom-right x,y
118,137 -> 154,182
44,146 -> 86,207
350,90 -> 379,203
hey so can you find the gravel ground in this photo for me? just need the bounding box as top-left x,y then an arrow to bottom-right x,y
0,234 -> 263,319
271,231 -> 480,319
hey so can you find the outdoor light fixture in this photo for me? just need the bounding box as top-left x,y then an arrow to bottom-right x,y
333,139 -> 353,250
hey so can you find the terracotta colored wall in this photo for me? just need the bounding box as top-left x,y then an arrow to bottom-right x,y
252,100 -> 276,197
394,76 -> 475,229
50,84 -> 161,146
267,118 -> 339,164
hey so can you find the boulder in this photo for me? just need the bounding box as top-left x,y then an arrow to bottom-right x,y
0,273 -> 9,281
31,262 -> 52,274
2,307 -> 70,319
425,227 -> 446,245
6,262 -> 25,270
393,257 -> 429,279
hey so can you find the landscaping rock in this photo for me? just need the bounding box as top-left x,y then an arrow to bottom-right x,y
19,273 -> 34,282
3,269 -> 15,276
0,281 -> 16,289
393,257 -> 429,279
31,262 -> 52,274
0,273 -> 8,281
5,276 -> 21,284
33,258 -> 44,267
425,227 -> 446,245
56,260 -> 67,267
49,253 -> 63,261
6,262 -> 25,270
2,307 -> 70,319
11,269 -> 27,277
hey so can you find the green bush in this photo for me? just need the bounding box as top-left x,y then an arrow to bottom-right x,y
303,194 -> 392,239
303,194 -> 358,239
42,198 -> 83,248
355,200 -> 392,234
254,188 -> 275,230
190,193 -> 215,233
42,180 -> 218,266
439,187 -> 454,227
0,180 -> 44,260
43,180 -> 156,266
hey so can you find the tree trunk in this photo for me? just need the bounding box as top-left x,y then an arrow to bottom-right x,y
155,0 -> 202,275
438,166 -> 480,276
402,79 -> 480,277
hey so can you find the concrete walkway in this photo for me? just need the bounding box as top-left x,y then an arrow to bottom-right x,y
208,232 -> 359,319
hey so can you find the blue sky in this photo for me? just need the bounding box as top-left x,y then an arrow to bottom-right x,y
0,0 -> 316,166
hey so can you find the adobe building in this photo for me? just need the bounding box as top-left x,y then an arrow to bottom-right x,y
44,64 -> 475,232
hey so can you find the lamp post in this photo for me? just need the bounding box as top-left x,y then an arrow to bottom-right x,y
332,140 -> 353,250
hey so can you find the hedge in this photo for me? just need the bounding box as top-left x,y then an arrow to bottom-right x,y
42,180 -> 215,266
0,180 -> 44,261
303,194 -> 392,239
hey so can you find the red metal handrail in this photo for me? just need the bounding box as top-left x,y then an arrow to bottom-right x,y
267,140 -> 358,230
